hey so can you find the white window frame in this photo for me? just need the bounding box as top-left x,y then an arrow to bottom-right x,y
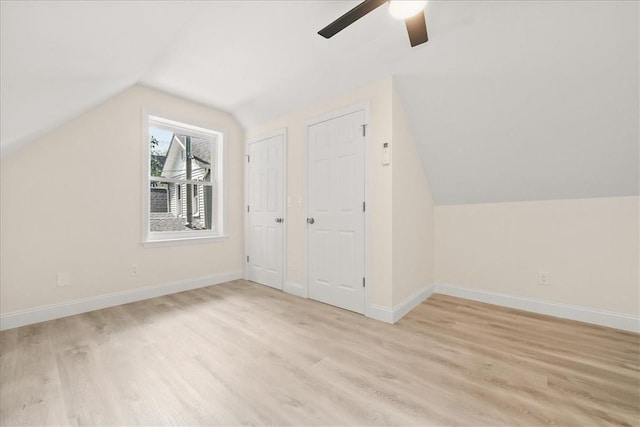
142,114 -> 227,246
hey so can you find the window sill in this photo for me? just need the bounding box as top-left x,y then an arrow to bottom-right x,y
142,235 -> 228,248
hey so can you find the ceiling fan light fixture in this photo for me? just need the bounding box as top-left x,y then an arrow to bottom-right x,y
388,0 -> 427,20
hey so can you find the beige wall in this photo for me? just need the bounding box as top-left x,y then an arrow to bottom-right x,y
248,77 -> 437,311
4,77 -> 632,324
248,78 -> 395,308
435,196 -> 640,315
391,83 -> 435,307
0,85 -> 245,314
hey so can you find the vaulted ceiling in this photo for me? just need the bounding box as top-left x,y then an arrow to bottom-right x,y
1,1 -> 638,204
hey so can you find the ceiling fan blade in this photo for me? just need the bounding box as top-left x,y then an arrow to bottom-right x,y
318,0 -> 389,39
405,12 -> 428,47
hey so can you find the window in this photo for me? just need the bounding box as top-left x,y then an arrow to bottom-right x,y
144,115 -> 225,244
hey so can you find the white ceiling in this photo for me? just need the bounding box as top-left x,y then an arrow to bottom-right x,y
1,1 -> 638,203
395,1 -> 639,203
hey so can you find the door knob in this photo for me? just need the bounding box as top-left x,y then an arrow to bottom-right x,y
275,218 -> 283,223
307,218 -> 315,224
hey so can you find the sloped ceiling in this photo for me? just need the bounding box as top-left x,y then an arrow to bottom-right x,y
0,1 -> 197,152
1,1 -> 638,204
395,1 -> 639,204
0,0 -> 429,152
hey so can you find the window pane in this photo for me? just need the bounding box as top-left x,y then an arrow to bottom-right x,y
149,182 -> 214,232
146,116 -> 223,243
150,127 -> 212,182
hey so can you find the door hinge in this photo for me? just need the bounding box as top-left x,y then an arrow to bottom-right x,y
246,155 -> 250,162
362,277 -> 366,288
246,255 -> 249,263
247,205 -> 250,212
362,201 -> 366,212
361,124 -> 367,137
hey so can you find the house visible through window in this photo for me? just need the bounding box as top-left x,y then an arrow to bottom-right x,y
145,115 -> 225,243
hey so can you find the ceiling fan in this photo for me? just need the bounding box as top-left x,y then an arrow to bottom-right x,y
318,0 -> 428,47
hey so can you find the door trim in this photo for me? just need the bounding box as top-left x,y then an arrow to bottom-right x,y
302,102 -> 371,310
244,128 -> 288,289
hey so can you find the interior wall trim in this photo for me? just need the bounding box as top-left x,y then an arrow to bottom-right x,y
0,271 -> 243,331
366,284 -> 435,324
435,283 -> 640,333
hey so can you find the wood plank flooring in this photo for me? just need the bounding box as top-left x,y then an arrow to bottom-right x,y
1,280 -> 638,426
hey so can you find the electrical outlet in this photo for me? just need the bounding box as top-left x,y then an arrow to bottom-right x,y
57,272 -> 70,287
131,264 -> 138,276
538,272 -> 550,286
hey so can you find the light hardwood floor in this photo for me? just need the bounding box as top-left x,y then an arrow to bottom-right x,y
1,280 -> 638,426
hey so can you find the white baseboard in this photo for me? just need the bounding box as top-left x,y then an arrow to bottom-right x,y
284,281 -> 306,298
435,283 -> 640,333
366,304 -> 394,323
393,284 -> 435,323
366,284 -> 435,324
0,271 -> 243,331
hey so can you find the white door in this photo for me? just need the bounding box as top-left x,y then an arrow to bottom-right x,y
307,109 -> 365,314
248,133 -> 285,289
